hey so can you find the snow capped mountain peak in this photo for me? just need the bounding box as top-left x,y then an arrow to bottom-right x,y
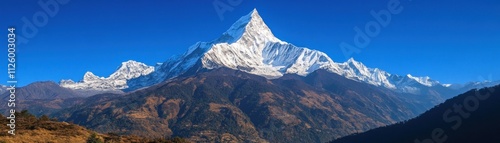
338,58 -> 396,89
121,60 -> 142,66
406,74 -> 439,87
83,71 -> 100,82
61,60 -> 154,90
200,9 -> 339,78
218,9 -> 280,44
109,60 -> 154,80
344,58 -> 370,76
442,84 -> 452,87
346,57 -> 357,63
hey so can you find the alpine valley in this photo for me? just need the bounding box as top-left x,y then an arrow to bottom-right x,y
2,9 -> 499,143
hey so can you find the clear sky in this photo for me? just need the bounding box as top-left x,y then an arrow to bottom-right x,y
1,0 -> 499,86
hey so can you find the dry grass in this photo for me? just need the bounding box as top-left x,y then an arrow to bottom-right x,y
0,125 -> 93,143
0,110 -> 189,143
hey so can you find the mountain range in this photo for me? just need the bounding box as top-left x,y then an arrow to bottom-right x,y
60,60 -> 154,90
58,9 -> 489,99
3,9 -> 498,143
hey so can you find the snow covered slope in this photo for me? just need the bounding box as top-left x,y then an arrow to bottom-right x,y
60,60 -> 154,90
202,9 -> 341,78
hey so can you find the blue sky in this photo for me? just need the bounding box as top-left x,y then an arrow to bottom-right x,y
1,0 -> 499,86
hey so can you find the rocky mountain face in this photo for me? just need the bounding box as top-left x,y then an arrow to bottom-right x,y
1,81 -> 81,100
56,68 -> 435,143
0,81 -> 83,116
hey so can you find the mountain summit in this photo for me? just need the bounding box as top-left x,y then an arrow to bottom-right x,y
218,9 -> 280,44
202,9 -> 340,78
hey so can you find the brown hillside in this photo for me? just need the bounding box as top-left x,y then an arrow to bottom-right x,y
0,110 -> 188,143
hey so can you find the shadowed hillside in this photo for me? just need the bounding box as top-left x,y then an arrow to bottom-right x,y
331,85 -> 500,143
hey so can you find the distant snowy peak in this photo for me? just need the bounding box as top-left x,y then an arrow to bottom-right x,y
447,80 -> 500,90
406,74 -> 440,87
60,60 -> 154,90
83,71 -> 100,82
284,47 -> 340,76
336,58 -> 445,90
346,58 -> 369,72
110,60 -> 155,80
336,58 -> 395,89
442,84 -> 453,87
